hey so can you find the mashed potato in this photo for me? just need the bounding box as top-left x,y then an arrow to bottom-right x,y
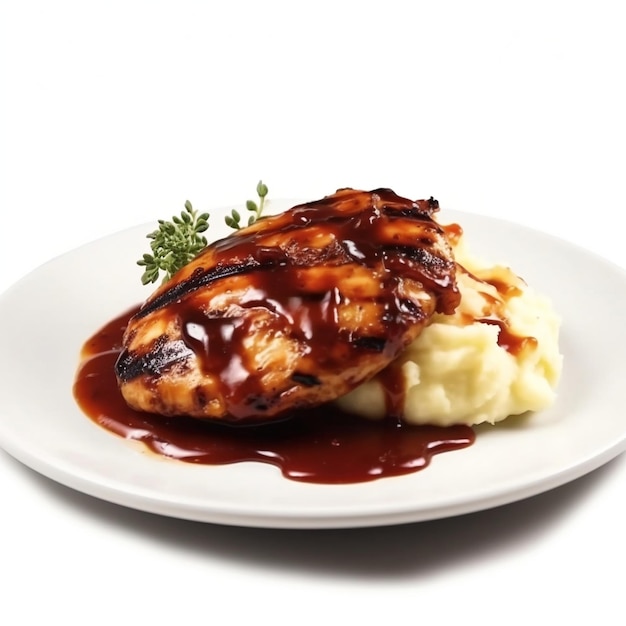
336,225 -> 562,426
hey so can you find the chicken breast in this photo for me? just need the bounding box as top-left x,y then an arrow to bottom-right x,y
115,188 -> 460,422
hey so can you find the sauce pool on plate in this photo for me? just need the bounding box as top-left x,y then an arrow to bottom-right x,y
73,306 -> 475,484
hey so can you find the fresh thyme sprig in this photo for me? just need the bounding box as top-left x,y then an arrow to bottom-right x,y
137,201 -> 210,285
137,181 -> 269,285
224,180 -> 269,229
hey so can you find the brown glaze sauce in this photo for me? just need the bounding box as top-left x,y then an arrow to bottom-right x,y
74,306 -> 475,484
453,252 -> 533,357
477,318 -> 537,355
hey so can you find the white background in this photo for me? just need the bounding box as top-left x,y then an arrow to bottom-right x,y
1,1 -> 624,624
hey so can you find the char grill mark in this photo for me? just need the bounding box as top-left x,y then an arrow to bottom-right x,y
135,260 -> 266,320
291,373 -> 322,387
350,336 -> 387,352
116,338 -> 192,382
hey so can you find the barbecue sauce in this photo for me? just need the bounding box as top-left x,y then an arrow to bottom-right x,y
74,306 -> 475,484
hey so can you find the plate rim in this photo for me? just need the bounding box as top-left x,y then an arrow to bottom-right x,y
1,201 -> 624,529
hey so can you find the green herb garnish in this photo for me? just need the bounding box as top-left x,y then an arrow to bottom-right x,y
137,181 -> 269,285
137,201 -> 210,285
224,180 -> 269,229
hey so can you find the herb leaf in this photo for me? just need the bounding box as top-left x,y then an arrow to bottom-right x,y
224,179 -> 268,230
138,181 -> 269,285
137,201 -> 210,285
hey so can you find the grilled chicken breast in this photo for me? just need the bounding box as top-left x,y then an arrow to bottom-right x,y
115,188 -> 460,422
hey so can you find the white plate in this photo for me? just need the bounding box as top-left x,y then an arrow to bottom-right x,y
0,200 -> 624,529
